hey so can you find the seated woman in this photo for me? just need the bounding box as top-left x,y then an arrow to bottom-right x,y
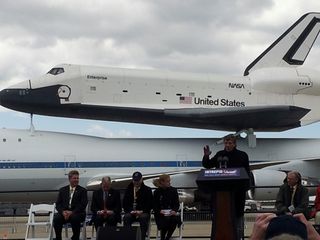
153,174 -> 180,240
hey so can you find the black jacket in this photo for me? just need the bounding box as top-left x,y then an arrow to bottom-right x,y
91,188 -> 122,222
55,185 -> 88,215
153,186 -> 179,215
202,147 -> 251,217
153,186 -> 180,227
202,148 -> 250,174
123,182 -> 153,214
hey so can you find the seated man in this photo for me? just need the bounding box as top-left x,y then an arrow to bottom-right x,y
53,170 -> 88,240
275,171 -> 309,218
153,174 -> 180,240
91,176 -> 121,230
311,184 -> 320,224
123,171 -> 153,240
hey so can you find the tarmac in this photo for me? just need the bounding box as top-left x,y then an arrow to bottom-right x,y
0,215 -> 256,239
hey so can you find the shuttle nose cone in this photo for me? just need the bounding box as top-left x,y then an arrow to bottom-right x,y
0,89 -> 3,105
0,86 -> 61,113
0,88 -> 23,109
0,88 -> 37,113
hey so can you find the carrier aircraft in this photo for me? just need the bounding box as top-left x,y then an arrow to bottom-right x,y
0,128 -> 320,203
1,13 -> 320,147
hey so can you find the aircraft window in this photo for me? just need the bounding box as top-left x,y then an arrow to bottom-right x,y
2,138 -> 6,142
156,92 -> 161,95
47,68 -> 64,75
176,93 -> 182,96
18,138 -> 21,142
122,90 -> 128,93
299,82 -> 311,86
19,89 -> 27,96
162,99 -> 168,102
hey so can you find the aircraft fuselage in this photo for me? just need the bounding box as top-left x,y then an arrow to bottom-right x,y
1,64 -> 320,131
1,128 -> 320,202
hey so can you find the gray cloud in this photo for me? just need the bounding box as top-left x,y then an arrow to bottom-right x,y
0,0 -> 319,87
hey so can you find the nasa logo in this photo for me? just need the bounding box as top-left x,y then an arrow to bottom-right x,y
228,83 -> 245,89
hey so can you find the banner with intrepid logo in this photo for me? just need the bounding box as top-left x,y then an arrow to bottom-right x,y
204,168 -> 240,177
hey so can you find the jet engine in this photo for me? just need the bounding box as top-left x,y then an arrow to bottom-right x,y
248,169 -> 286,200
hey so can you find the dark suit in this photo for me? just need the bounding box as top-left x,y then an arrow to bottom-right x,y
91,188 -> 121,229
53,185 -> 88,240
275,183 -> 309,218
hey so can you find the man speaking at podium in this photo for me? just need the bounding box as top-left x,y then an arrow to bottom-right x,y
202,134 -> 251,239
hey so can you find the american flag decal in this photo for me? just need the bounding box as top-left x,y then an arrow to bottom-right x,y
179,96 -> 192,104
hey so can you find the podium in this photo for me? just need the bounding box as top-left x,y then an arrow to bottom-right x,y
196,168 -> 250,240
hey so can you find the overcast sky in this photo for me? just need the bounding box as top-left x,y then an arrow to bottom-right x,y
0,0 -> 320,138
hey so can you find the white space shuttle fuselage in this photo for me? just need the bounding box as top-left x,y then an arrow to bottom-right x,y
1,63 -> 319,131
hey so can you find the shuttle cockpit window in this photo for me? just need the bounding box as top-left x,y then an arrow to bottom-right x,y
47,68 -> 64,75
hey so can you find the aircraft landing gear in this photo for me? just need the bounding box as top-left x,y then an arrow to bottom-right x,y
244,128 -> 256,148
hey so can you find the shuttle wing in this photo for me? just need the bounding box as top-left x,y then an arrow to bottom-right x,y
165,105 -> 310,131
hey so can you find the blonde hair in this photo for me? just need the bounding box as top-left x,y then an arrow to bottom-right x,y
153,174 -> 170,188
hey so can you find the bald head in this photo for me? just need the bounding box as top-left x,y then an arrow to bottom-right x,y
101,176 -> 111,191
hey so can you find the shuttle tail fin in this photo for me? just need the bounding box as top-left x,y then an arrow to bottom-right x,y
244,12 -> 320,76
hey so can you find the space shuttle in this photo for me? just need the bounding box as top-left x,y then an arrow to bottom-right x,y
1,13 -> 320,136
0,128 -> 319,203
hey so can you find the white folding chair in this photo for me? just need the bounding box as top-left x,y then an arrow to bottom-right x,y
25,203 -> 55,240
177,202 -> 184,239
156,202 -> 184,240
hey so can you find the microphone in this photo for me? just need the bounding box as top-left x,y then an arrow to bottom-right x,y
222,156 -> 229,168
217,156 -> 223,168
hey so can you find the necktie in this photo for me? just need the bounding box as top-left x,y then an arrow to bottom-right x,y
104,191 -> 108,210
69,187 -> 75,208
291,186 -> 297,205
